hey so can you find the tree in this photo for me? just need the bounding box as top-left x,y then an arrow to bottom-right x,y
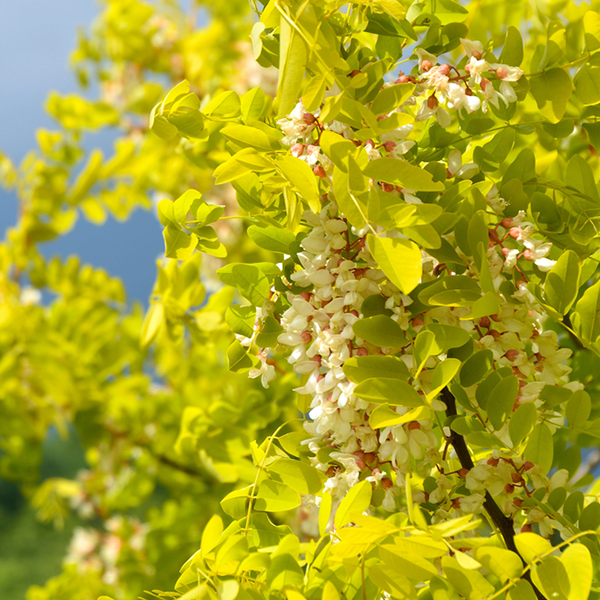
2,0 -> 600,599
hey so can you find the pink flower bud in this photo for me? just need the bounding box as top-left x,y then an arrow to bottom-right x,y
313,165 -> 327,178
505,349 -> 520,361
356,347 -> 368,357
407,421 -> 421,431
509,227 -> 521,239
381,182 -> 395,193
302,113 -> 316,124
522,249 -> 533,261
501,247 -> 511,258
290,143 -> 304,157
381,477 -> 393,490
427,94 -> 439,109
438,63 -> 451,76
480,77 -> 490,90
501,217 -> 513,228
300,291 -> 311,301
395,75 -> 409,83
383,140 -> 396,152
421,60 -> 433,72
496,66 -> 508,80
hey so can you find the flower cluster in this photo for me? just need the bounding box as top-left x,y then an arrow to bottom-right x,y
414,39 -> 523,127
65,516 -> 150,586
241,42 -> 583,539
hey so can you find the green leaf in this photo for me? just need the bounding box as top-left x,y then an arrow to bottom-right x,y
460,350 -> 493,387
203,90 -> 241,117
468,291 -> 500,320
474,547 -> 522,582
369,404 -> 431,428
509,403 -> 538,447
225,305 -> 255,338
276,156 -> 321,213
343,355 -> 410,384
565,390 -> 592,428
500,26 -> 524,66
379,544 -> 438,581
508,581 -> 539,600
544,250 -> 580,316
267,553 -> 304,590
269,459 -> 324,494
319,492 -> 332,537
256,316 -> 283,348
427,359 -> 461,400
201,514 -> 224,556
363,158 -> 445,191
140,303 -> 165,347
531,556 -> 570,600
487,376 -> 519,431
422,324 -> 471,353
333,166 -> 367,229
442,556 -> 495,600
529,68 -> 572,123
163,223 -> 198,260
335,480 -> 372,528
241,87 -> 266,122
255,480 -> 301,512
575,64 -> 600,105
413,330 -> 435,376
371,84 -> 415,115
584,11 -> 600,52
231,264 -> 270,306
221,124 -> 277,151
352,315 -> 408,347
524,423 -> 553,474
566,154 -> 600,203
354,378 -> 424,407
221,486 -> 251,519
227,339 -> 256,373
561,544 -> 593,600
367,235 -> 422,294
572,280 -> 600,347
277,15 -> 307,118
248,225 -> 296,253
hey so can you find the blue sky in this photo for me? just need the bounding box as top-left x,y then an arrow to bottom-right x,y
0,0 -> 165,303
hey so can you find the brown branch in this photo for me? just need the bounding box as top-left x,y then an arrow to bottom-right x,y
441,387 -> 544,600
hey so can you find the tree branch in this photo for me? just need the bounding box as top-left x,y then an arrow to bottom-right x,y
441,387 -> 544,600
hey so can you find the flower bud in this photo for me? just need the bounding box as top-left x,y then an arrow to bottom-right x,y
383,140 -> 396,152
520,524 -> 533,533
504,484 -> 515,494
509,227 -> 521,239
381,182 -> 395,193
480,77 -> 490,90
356,347 -> 368,357
290,143 -> 304,157
313,165 -> 327,178
381,477 -> 393,490
407,421 -> 421,431
421,60 -> 433,71
438,64 -> 451,76
505,349 -> 520,361
302,113 -> 316,124
427,94 -> 439,109
523,461 -> 535,471
458,468 -> 470,479
496,66 -> 508,80
501,217 -> 513,228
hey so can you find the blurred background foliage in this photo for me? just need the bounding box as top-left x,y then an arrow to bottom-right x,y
0,0 -> 291,598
